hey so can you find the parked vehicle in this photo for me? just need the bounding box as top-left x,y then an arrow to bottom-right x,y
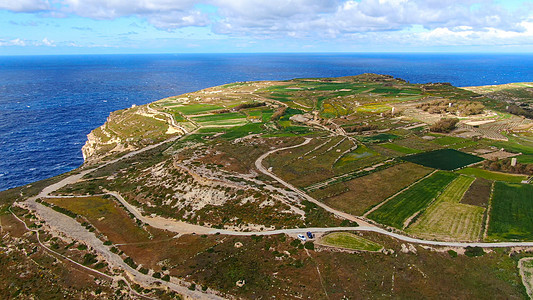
306,232 -> 314,239
297,234 -> 307,241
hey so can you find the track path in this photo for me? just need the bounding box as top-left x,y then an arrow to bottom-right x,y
21,134 -> 223,299
18,125 -> 533,299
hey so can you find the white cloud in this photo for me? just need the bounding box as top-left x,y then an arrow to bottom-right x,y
0,38 -> 27,46
1,0 -> 533,50
57,0 -> 208,29
211,0 -> 531,38
40,37 -> 55,46
0,0 -> 49,12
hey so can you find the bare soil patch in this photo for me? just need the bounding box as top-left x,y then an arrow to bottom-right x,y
310,163 -> 433,216
460,178 -> 492,207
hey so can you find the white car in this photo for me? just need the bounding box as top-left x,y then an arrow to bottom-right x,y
297,234 -> 307,241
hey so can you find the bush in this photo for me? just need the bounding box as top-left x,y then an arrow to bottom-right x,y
290,239 -> 301,248
152,272 -> 161,279
448,250 -> 458,258
465,246 -> 484,257
139,267 -> 149,275
188,283 -> 196,291
430,118 -> 459,133
162,274 -> 170,282
103,241 -> 112,246
124,257 -> 138,269
82,253 -> 98,266
304,241 -> 315,250
271,106 -> 287,121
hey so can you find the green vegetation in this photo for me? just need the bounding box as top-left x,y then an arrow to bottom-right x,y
319,232 -> 383,251
432,135 -> 468,146
357,133 -> 399,143
458,167 -> 528,183
380,143 -> 422,154
170,103 -> 224,115
310,162 -> 432,216
368,171 -> 458,229
487,182 -> 533,241
407,175 -> 485,241
402,149 -> 483,170
430,118 -> 459,133
45,196 -> 152,244
464,246 -> 485,257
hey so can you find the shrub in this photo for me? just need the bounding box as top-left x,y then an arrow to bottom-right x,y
139,267 -> 149,275
124,257 -> 138,269
465,246 -> 484,257
430,118 -> 459,133
290,239 -> 301,248
82,253 -> 98,266
162,274 -> 170,282
188,284 -> 196,291
103,241 -> 112,246
448,250 -> 458,258
152,272 -> 161,279
304,241 -> 315,250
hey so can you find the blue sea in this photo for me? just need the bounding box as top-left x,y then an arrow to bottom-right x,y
1,53 -> 533,191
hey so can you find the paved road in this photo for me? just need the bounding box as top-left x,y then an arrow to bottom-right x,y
22,134 -> 223,299
254,138 -> 367,225
20,121 -> 533,300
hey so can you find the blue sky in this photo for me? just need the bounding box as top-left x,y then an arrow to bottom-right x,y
0,0 -> 532,55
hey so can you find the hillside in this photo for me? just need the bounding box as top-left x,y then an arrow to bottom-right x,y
2,74 -> 533,299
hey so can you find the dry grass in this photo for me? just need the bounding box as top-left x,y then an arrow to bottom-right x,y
310,163 -> 433,216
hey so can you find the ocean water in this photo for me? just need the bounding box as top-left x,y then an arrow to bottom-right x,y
1,53 -> 533,191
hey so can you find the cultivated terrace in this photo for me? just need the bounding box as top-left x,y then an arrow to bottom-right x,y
2,74 -> 533,299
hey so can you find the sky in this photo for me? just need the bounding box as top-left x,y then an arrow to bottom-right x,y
0,0 -> 532,55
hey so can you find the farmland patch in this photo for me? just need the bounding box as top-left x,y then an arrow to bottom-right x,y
319,232 -> 382,251
310,163 -> 433,216
487,182 -> 533,241
402,149 -> 483,170
457,167 -> 528,183
460,178 -> 493,207
170,103 -> 224,115
407,176 -> 485,241
380,143 -> 422,154
367,171 -> 458,229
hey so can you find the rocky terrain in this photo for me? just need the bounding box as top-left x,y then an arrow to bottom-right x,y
2,74 -> 533,299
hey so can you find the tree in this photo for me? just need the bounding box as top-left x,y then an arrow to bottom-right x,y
430,118 -> 459,133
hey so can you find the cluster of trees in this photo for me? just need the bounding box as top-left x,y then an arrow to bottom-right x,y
232,102 -> 266,111
483,158 -> 533,175
430,118 -> 459,133
417,99 -> 484,116
507,104 -> 533,119
344,124 -> 378,133
214,102 -> 267,115
270,106 -> 287,121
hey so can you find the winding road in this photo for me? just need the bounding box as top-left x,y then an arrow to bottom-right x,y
17,119 -> 533,298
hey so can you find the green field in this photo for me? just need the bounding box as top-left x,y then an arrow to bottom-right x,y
380,143 -> 422,154
402,149 -> 483,170
457,167 -> 528,183
170,103 -> 224,115
487,182 -> 533,241
191,112 -> 248,126
319,232 -> 383,251
407,176 -> 485,241
432,135 -> 468,146
357,133 -> 399,143
367,171 -> 458,229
